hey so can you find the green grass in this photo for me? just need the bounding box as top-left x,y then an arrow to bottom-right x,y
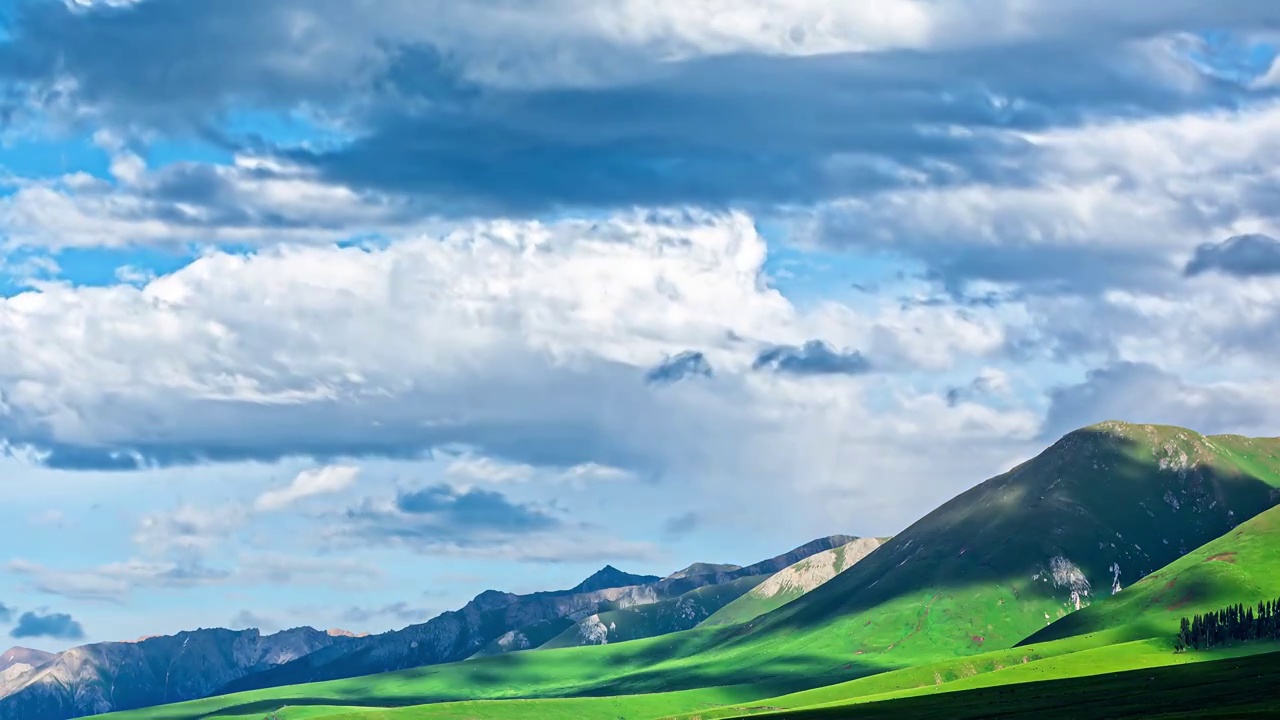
732,645 -> 1280,719
1027,502 -> 1280,645
104,425 -> 1280,720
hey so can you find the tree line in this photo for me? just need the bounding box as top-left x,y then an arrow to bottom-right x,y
1177,597 -> 1280,651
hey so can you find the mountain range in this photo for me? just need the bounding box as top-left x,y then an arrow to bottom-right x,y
9,421 -> 1280,720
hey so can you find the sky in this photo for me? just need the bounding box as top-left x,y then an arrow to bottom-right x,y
3,0 -> 1280,653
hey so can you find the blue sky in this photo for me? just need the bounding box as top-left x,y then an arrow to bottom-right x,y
3,0 -> 1280,652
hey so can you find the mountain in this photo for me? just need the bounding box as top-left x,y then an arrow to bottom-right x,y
220,535 -> 856,694
737,424 -> 1280,665
701,536 -> 887,627
0,648 -> 52,675
0,648 -> 53,687
540,576 -> 768,649
568,566 -> 660,594
83,424 -> 1280,720
0,627 -> 350,720
1025,499 -> 1280,646
666,563 -> 742,579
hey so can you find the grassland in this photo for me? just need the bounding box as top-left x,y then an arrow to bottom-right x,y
104,425 -> 1280,720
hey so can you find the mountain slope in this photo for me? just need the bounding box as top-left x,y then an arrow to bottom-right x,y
733,424 -> 1280,665
1024,499 -> 1280,645
0,648 -> 53,675
219,535 -> 856,695
0,627 -> 349,720
540,576 -> 767,649
701,536 -> 887,627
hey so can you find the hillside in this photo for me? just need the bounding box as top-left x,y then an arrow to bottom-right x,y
540,576 -> 768,649
731,424 -> 1280,666
217,536 -> 855,695
0,627 -> 350,720
701,537 -> 886,627
96,423 -> 1280,720
1025,498 -> 1280,645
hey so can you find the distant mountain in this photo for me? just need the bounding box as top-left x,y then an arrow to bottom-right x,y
0,648 -> 53,687
665,562 -> 741,579
568,565 -> 660,594
701,536 -> 887,627
0,627 -> 349,720
0,648 -> 52,675
220,535 -> 856,694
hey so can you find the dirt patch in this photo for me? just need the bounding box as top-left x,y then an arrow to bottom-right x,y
1205,552 -> 1238,564
971,635 -> 986,645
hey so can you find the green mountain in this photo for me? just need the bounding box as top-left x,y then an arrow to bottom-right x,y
1026,498 -> 1280,646
701,536 -> 887,627
96,423 -> 1280,720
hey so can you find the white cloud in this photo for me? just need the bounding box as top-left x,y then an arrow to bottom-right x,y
254,465 -> 360,512
444,455 -> 535,485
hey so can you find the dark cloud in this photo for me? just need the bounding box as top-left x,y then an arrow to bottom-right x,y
0,603 -> 12,624
3,0 -> 1275,215
341,484 -> 561,549
1185,233 -> 1280,277
753,340 -> 871,376
645,351 -> 713,385
661,512 -> 701,539
394,485 -> 560,532
1039,362 -> 1270,440
10,611 -> 85,641
228,610 -> 278,634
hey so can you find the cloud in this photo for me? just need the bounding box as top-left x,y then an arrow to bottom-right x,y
7,558 -> 230,603
752,340 -> 872,376
254,465 -> 360,512
1185,233 -> 1280,277
444,455 -> 535,485
3,1 -> 1277,223
1039,362 -> 1276,440
946,369 -> 1012,407
340,601 -> 432,626
0,603 -> 12,624
132,504 -> 248,559
646,351 -> 713,384
228,609 -> 278,634
330,483 -> 668,563
348,484 -> 562,542
661,511 -> 701,539
10,611 -> 86,640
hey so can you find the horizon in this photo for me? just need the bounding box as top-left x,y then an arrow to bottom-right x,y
3,0 -> 1280,659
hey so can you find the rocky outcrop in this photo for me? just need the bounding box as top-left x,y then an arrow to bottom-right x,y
0,628 -> 347,720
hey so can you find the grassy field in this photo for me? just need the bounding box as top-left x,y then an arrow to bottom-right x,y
736,645 -> 1280,719
103,425 -> 1280,720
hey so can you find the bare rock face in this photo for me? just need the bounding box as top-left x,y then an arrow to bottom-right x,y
0,648 -> 53,675
0,627 -> 347,720
750,537 -> 885,600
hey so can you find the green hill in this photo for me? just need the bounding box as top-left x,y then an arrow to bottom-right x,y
701,537 -> 886,628
1025,498 -> 1280,645
99,423 -> 1280,720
